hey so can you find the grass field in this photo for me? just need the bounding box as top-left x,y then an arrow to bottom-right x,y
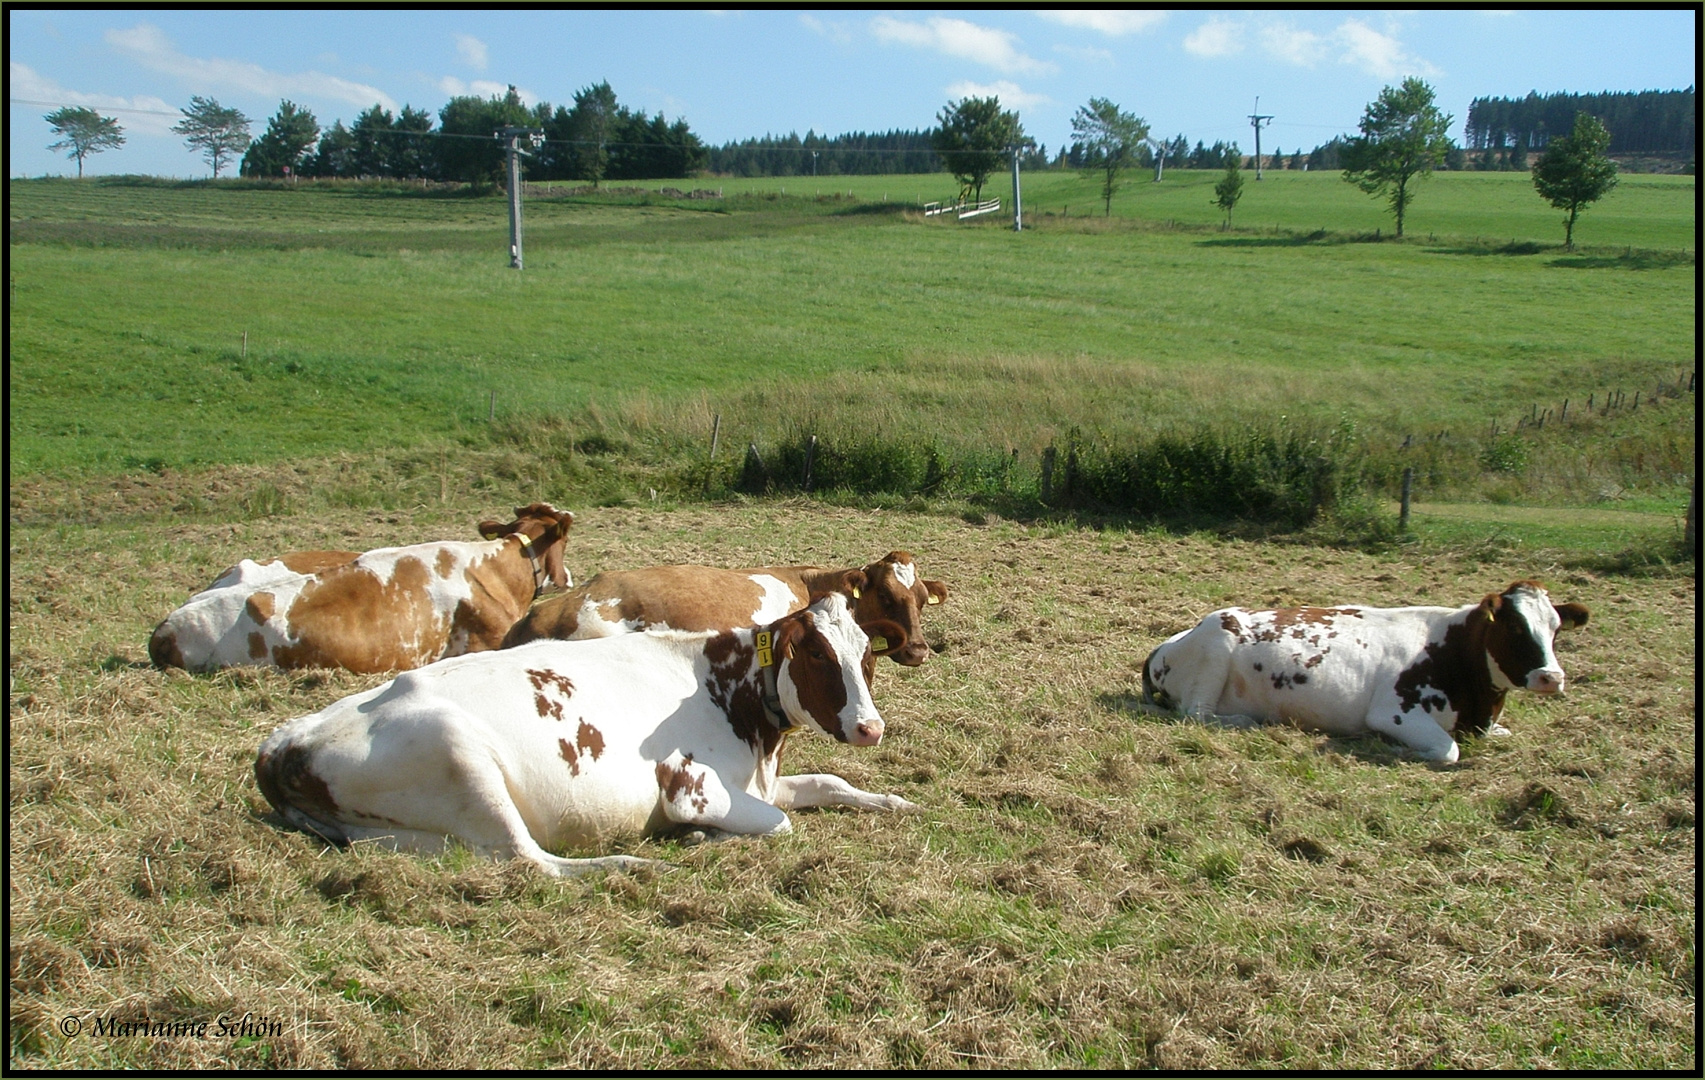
7,172 -> 1697,1068
9,495 -> 1695,1069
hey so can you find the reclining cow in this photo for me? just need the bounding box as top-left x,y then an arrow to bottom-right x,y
149,503 -> 574,675
255,591 -> 915,876
1140,581 -> 1590,764
502,550 -> 948,670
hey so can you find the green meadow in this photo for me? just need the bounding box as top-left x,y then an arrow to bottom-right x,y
7,169 -> 1695,554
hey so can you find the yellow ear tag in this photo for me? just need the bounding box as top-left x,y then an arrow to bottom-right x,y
755,630 -> 774,668
926,594 -> 940,605
870,636 -> 888,653
851,587 -> 861,599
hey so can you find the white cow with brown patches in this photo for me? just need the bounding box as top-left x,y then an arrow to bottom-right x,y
503,550 -> 948,669
149,503 -> 573,675
254,592 -> 914,876
1141,581 -> 1590,764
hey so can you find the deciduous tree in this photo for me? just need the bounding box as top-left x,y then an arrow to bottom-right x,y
1071,98 -> 1148,216
932,96 -> 1022,203
45,106 -> 125,178
1213,144 -> 1244,229
1340,78 -> 1453,238
173,96 -> 251,178
1531,112 -> 1619,250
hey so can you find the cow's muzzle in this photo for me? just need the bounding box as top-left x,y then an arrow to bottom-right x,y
849,717 -> 885,746
1527,668 -> 1565,694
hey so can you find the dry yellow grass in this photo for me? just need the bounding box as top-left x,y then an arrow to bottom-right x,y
9,473 -> 1695,1069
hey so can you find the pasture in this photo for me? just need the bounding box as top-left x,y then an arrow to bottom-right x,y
8,171 -> 1697,1068
8,493 -> 1695,1069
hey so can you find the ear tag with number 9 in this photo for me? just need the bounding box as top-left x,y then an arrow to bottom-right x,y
755,630 -> 774,667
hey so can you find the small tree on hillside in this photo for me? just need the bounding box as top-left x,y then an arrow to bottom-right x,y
1531,112 -> 1619,250
1340,78 -> 1453,238
241,100 -> 319,177
932,96 -> 1022,203
1213,145 -> 1244,229
1071,97 -> 1148,216
173,96 -> 251,178
45,106 -> 125,177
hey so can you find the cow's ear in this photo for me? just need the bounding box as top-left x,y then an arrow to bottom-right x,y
839,569 -> 868,601
1480,592 -> 1504,622
478,519 -> 508,540
923,580 -> 948,606
1554,603 -> 1589,631
863,619 -> 908,657
772,614 -> 808,661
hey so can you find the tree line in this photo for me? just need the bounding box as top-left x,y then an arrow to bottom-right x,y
1465,88 -> 1694,157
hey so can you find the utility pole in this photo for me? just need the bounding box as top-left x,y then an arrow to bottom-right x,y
496,126 -> 544,269
1145,137 -> 1166,181
1248,97 -> 1273,180
1010,145 -> 1023,231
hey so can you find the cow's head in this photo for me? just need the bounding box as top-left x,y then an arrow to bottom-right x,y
769,592 -> 904,747
851,551 -> 948,666
479,503 -> 574,592
1479,581 -> 1590,694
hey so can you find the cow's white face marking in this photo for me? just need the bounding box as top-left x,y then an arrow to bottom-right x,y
778,594 -> 882,743
747,574 -> 800,623
891,560 -> 917,590
1499,585 -> 1567,693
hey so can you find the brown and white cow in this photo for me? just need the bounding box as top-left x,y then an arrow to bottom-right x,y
255,592 -> 915,876
149,503 -> 574,675
1140,581 -> 1590,764
501,551 -> 948,669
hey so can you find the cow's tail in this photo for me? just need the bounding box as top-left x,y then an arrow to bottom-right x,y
254,744 -> 350,847
1140,648 -> 1175,713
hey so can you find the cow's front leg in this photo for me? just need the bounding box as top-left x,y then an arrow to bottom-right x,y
773,773 -> 918,813
1366,699 -> 1460,764
655,752 -> 790,836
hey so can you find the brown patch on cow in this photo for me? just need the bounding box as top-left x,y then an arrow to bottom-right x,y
576,720 -> 605,761
244,591 -> 276,625
703,633 -> 779,757
254,742 -> 340,823
527,668 -> 573,722
656,756 -> 710,816
1392,606 -> 1505,737
148,622 -> 185,670
559,737 -> 579,770
248,632 -> 270,660
268,555 -> 445,673
435,548 -> 456,579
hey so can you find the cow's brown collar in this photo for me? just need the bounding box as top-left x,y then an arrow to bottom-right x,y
755,629 -> 801,733
515,535 -> 548,596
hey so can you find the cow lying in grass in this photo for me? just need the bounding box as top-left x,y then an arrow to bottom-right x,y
149,503 -> 573,675
1141,581 -> 1590,764
502,550 -> 948,670
255,592 -> 914,876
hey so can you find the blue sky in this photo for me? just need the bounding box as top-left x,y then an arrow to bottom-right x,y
9,8 -> 1698,178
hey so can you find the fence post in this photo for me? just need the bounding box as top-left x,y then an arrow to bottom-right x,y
803,434 -> 817,493
241,330 -> 248,359
704,413 -> 721,494
1041,445 -> 1057,503
1400,467 -> 1414,532
1686,472 -> 1697,552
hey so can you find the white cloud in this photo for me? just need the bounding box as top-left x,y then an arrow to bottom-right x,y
104,23 -> 397,113
944,79 -> 1053,112
872,16 -> 1053,75
1036,11 -> 1166,36
1255,18 -> 1438,78
455,33 -> 489,71
1334,18 -> 1438,78
800,14 -> 854,44
10,61 -> 180,136
1183,19 -> 1244,58
1053,43 -> 1115,64
436,76 -> 535,106
1260,23 -> 1329,67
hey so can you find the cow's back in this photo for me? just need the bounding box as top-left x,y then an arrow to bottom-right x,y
1147,605 -> 1454,734
505,565 -> 806,647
